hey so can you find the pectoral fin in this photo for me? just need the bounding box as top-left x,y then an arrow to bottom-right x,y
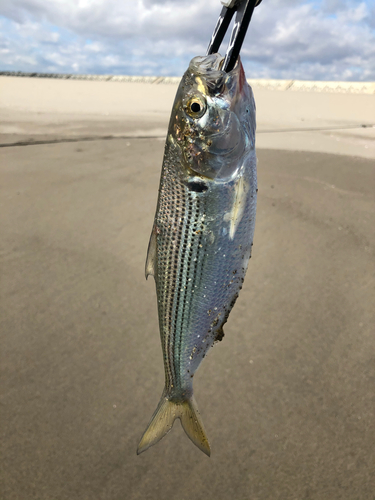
229,175 -> 248,240
145,226 -> 157,280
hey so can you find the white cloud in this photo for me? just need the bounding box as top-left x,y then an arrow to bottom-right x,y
0,0 -> 374,80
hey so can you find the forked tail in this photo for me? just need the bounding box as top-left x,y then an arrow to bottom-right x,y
137,390 -> 210,456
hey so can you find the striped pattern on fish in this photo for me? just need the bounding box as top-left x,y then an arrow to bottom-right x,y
138,53 -> 257,456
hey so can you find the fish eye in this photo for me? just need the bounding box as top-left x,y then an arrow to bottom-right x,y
185,96 -> 206,119
191,102 -> 201,113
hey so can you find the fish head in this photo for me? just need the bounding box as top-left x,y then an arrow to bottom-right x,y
170,53 -> 255,182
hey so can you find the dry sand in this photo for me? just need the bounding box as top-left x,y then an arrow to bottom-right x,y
0,76 -> 374,500
1,75 -> 374,158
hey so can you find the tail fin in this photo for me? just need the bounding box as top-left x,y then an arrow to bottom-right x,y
137,391 -> 210,457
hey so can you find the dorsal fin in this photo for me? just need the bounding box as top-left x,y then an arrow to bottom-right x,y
145,225 -> 157,280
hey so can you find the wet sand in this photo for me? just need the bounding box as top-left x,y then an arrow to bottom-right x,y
0,77 -> 374,500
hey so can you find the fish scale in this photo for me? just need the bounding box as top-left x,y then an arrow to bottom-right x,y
156,163 -> 207,393
138,53 -> 257,457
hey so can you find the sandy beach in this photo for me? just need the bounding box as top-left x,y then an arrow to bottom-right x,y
1,75 -> 374,500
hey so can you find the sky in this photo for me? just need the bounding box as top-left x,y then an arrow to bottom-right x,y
0,0 -> 374,81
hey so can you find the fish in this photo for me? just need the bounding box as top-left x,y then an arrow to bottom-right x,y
137,53 -> 257,457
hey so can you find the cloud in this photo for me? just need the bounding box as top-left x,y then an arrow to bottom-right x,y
0,0 -> 374,80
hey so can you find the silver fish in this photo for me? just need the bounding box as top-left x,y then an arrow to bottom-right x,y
138,53 -> 257,456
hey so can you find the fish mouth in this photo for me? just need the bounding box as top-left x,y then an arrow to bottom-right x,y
189,53 -> 241,97
189,54 -> 224,78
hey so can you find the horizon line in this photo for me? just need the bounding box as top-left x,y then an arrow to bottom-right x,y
1,71 -> 374,94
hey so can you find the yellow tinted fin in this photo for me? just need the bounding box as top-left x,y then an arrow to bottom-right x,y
179,396 -> 211,457
137,391 -> 211,457
145,226 -> 157,280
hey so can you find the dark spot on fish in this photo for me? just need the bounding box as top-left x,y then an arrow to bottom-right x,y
187,181 -> 208,193
215,327 -> 225,342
